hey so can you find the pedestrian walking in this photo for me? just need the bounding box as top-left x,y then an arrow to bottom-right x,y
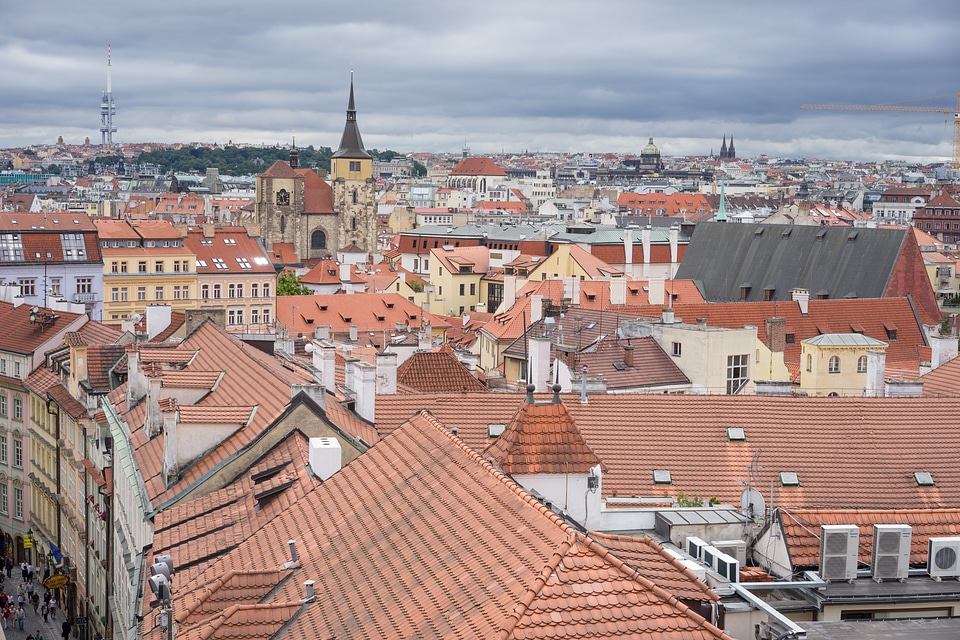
61,618 -> 71,640
17,605 -> 25,630
31,592 -> 39,614
41,603 -> 48,622
19,562 -> 26,582
35,628 -> 43,640
3,604 -> 10,628
49,596 -> 57,616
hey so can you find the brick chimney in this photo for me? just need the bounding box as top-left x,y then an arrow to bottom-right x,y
765,317 -> 787,353
624,342 -> 635,368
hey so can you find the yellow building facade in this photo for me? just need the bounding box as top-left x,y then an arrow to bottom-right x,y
799,333 -> 888,397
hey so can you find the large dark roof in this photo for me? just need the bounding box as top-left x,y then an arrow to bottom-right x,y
675,222 -> 908,303
331,75 -> 371,160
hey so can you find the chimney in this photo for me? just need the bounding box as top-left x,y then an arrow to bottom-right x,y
580,365 -> 588,404
339,263 -> 350,285
864,349 -> 887,397
143,367 -> 163,438
315,325 -> 329,340
622,228 -> 633,273
125,345 -> 145,411
376,351 -> 397,395
641,225 -> 652,273
314,341 -> 336,394
202,223 -> 216,238
530,295 -> 543,324
609,278 -> 626,305
669,224 -> 679,267
291,383 -> 326,410
418,327 -> 432,351
791,288 -> 809,316
661,308 -> 675,325
146,304 -> 172,340
354,361 -> 376,422
648,278 -> 665,306
349,324 -> 358,342
161,399 -> 178,486
697,318 -> 708,330
624,342 -> 635,368
563,276 -> 580,303
765,317 -> 787,353
501,274 -> 518,313
528,334 -> 552,392
308,437 -> 342,480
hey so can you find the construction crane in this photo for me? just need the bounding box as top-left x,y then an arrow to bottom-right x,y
800,92 -> 960,170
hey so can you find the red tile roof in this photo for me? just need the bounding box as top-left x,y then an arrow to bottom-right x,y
259,160 -> 299,178
184,227 -> 275,275
376,393 -> 960,510
157,410 -> 728,640
296,168 -> 334,214
484,389 -> 602,475
0,301 -> 84,355
920,356 -> 960,396
395,347 -> 488,393
450,157 -> 508,177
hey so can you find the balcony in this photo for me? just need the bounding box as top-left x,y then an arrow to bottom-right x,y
73,293 -> 99,303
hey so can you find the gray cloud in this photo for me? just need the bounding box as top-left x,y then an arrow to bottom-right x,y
1,0 -> 957,162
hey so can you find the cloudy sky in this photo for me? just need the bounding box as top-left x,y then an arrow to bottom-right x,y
2,1 -> 958,162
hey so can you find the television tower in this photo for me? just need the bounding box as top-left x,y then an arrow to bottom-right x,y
100,45 -> 117,146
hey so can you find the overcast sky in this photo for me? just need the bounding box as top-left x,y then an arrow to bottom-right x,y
2,1 -> 958,163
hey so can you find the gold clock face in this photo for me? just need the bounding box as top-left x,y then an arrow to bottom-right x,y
276,189 -> 290,206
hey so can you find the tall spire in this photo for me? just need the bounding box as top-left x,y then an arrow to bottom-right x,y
716,177 -> 727,222
332,70 -> 370,160
100,45 -> 117,146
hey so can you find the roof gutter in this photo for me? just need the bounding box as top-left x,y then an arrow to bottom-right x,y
731,582 -> 807,640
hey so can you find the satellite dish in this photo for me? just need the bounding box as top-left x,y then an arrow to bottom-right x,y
740,487 -> 766,519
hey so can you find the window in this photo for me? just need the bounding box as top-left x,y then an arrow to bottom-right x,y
251,283 -> 259,298
237,258 -> 251,270
228,284 -> 237,298
155,286 -> 164,301
262,307 -> 270,324
828,356 -> 840,373
726,354 -> 748,394
137,287 -> 146,301
18,279 -> 35,297
459,284 -> 465,296
806,353 -> 812,372
311,230 -> 326,250
174,260 -> 181,272
155,261 -> 164,273
262,283 -> 270,298
349,161 -> 361,172
111,261 -> 119,274
173,286 -> 181,300
138,261 -> 147,273
13,398 -> 21,422
213,284 -> 221,299
111,288 -> 119,302
779,471 -> 800,487
228,309 -> 243,325
50,278 -> 61,296
12,437 -> 21,467
653,470 -> 672,485
13,487 -> 21,520
351,217 -> 357,231
251,308 -> 260,325
121,261 -> 128,273
213,258 -> 228,270
857,355 -> 867,373
0,484 -> 7,515
0,395 -> 4,416
470,283 -> 476,295
0,359 -> 4,374
201,284 -> 210,300
236,284 -> 243,298
121,287 -> 128,301
76,277 -> 92,294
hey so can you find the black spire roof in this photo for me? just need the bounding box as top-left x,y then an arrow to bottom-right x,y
332,73 -> 371,160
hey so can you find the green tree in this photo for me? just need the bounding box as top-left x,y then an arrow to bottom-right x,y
412,160 -> 427,177
277,271 -> 313,296
46,164 -> 62,175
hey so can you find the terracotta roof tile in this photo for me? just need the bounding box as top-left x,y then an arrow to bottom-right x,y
450,157 -> 507,177
161,370 -> 223,390
396,349 -> 488,393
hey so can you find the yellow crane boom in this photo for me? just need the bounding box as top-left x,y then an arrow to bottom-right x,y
800,92 -> 960,170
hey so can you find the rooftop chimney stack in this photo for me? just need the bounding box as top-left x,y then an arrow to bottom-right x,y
308,437 -> 342,481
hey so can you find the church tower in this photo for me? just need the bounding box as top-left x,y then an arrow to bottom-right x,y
330,73 -> 377,257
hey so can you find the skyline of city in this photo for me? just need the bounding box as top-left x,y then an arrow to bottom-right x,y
3,1 -> 958,163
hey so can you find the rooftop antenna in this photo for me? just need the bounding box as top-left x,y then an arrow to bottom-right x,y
100,45 -> 117,146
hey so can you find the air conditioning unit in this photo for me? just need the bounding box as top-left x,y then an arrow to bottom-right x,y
686,536 -> 708,561
715,551 -> 740,583
713,539 -> 747,566
820,524 -> 859,582
702,545 -> 720,571
871,524 -> 911,582
928,537 -> 960,580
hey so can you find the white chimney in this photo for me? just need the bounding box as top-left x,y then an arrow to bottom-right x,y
308,437 -> 342,481
291,383 -> 326,410
528,334 -> 552,392
354,361 -> 376,423
376,351 -> 397,395
865,349 -> 887,397
530,295 -> 543,324
641,225 -> 652,272
563,276 -> 581,303
648,278 -> 665,305
349,324 -> 358,342
610,278 -> 626,305
339,263 -> 350,285
792,288 -> 810,315
418,328 -> 432,351
144,372 -> 163,438
669,224 -> 679,267
314,325 -> 329,340
622,228 -> 634,273
315,342 -> 335,394
126,345 -> 144,411
661,308 -> 675,324
501,274 -> 518,313
146,304 -> 172,340
161,403 -> 178,486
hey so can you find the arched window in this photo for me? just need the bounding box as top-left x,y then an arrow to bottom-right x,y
806,353 -> 812,372
857,355 -> 868,373
279,215 -> 285,234
828,356 -> 840,373
311,230 -> 326,250
351,217 -> 357,231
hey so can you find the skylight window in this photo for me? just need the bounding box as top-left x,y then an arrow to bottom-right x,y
253,256 -> 269,266
915,471 -> 935,486
779,472 -> 800,487
213,258 -> 228,270
653,469 -> 672,485
236,257 -> 251,270
200,239 -> 213,245
196,259 -> 208,268
223,238 -> 236,245
726,427 -> 746,441
487,424 -> 505,438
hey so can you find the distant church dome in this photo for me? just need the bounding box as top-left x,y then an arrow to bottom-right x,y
642,136 -> 660,156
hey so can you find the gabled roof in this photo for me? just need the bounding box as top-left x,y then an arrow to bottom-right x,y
920,355 -> 960,397
331,76 -> 370,160
395,346 -> 488,393
184,227 -> 275,275
484,388 -> 601,475
431,244 -> 491,275
259,160 -> 299,179
0,301 -> 84,355
156,409 -> 728,640
450,157 -> 508,177
376,393 -> 960,510
295,167 -> 334,213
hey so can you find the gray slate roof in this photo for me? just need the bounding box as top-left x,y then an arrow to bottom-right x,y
674,222 -> 908,303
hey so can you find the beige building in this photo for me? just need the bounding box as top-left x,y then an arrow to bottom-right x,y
428,245 -> 490,316
183,226 -> 277,333
799,333 -> 888,397
95,219 -> 198,321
